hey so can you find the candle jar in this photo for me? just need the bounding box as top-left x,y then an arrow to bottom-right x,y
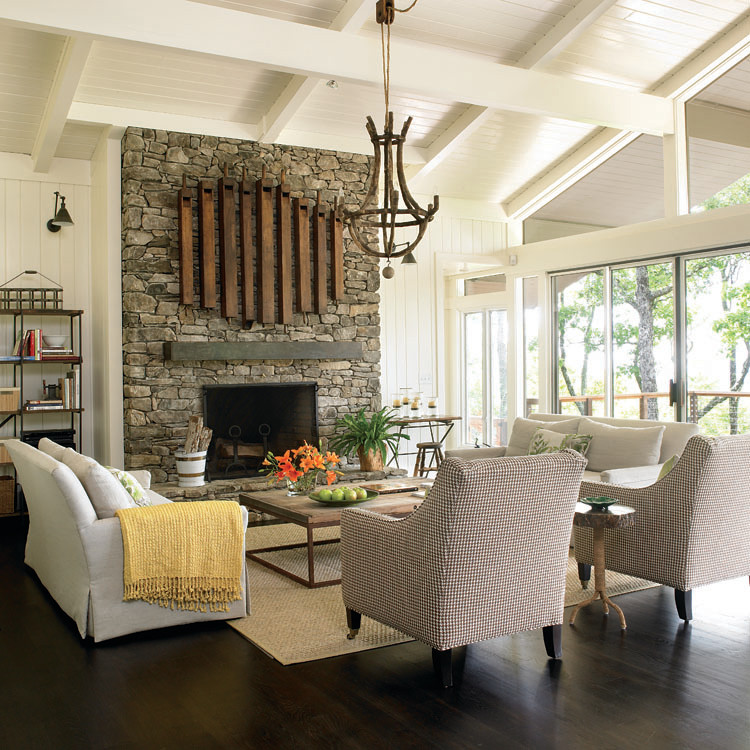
400,387 -> 412,417
410,392 -> 422,417
427,395 -> 439,414
391,392 -> 402,410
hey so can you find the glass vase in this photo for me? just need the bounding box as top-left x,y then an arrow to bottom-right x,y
285,472 -> 319,496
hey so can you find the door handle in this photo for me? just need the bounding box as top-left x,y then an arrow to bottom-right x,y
668,379 -> 678,406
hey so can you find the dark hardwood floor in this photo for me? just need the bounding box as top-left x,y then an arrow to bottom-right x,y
1,515 -> 748,750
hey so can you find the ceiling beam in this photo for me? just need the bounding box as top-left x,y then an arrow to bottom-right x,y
409,105 -> 493,179
409,0 -> 624,179
0,0 -> 672,135
687,102 -> 750,150
258,0 -> 371,143
31,35 -> 92,173
68,102 -> 427,162
655,13 -> 750,100
502,128 -> 640,220
68,102 -> 260,142
516,0 -> 617,69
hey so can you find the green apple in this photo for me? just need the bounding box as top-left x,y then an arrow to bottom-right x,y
355,487 -> 367,500
344,489 -> 358,502
317,489 -> 332,502
331,488 -> 344,502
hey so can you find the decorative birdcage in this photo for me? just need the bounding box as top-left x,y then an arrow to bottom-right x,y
0,270 -> 62,310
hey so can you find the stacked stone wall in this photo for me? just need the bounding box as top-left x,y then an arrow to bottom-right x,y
121,127 -> 380,482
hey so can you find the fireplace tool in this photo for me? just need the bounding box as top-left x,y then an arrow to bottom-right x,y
222,423 -> 270,475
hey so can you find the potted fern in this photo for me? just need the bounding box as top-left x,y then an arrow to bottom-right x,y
328,407 -> 409,471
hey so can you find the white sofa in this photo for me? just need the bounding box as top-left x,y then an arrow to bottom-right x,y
447,413 -> 700,487
7,439 -> 251,642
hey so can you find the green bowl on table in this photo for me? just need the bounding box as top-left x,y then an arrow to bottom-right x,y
581,496 -> 618,510
309,487 -> 379,505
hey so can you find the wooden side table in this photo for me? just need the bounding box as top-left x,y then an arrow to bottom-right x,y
569,501 -> 635,630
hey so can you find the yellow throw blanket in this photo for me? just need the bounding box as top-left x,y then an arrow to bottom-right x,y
116,500 -> 244,612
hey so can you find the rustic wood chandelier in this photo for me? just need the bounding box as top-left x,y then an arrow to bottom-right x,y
338,0 -> 439,279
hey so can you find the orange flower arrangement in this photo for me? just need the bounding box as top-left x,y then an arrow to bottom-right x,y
262,441 -> 342,493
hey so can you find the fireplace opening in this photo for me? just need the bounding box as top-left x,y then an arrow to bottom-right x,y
203,383 -> 319,480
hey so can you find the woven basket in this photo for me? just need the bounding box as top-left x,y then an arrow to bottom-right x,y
0,475 -> 15,514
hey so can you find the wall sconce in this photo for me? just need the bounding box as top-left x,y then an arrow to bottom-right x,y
46,191 -> 74,232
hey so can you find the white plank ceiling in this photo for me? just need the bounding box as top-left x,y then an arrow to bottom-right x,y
0,0 -> 748,229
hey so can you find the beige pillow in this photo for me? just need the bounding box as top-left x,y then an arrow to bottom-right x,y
506,416 -> 580,456
580,418 -> 666,472
37,437 -> 67,462
62,448 -> 136,519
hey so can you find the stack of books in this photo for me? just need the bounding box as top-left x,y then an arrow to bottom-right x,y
41,345 -> 76,362
25,399 -> 64,411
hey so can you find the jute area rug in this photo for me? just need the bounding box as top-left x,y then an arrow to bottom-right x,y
228,524 -> 657,665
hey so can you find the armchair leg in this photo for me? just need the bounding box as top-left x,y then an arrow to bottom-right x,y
675,589 -> 692,621
346,608 -> 361,639
543,624 -> 562,660
577,562 -> 591,589
432,648 -> 453,688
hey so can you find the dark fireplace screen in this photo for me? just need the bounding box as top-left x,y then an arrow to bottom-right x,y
203,383 -> 319,480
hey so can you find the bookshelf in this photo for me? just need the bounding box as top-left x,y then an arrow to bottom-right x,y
0,309 -> 83,516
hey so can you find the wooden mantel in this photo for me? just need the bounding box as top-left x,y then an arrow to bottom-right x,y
163,341 -> 364,361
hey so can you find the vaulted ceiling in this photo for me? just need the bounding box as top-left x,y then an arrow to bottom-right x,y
1,0 -> 750,229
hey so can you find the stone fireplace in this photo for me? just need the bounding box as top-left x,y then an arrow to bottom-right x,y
121,127 -> 381,483
203,382 -> 318,480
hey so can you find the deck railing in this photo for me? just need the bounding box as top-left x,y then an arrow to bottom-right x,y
525,391 -> 750,430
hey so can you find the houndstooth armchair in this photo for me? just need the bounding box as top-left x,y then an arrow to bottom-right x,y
575,434 -> 750,621
340,450 -> 586,688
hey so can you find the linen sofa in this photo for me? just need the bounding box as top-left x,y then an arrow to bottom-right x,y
7,439 -> 251,642
447,412 -> 700,488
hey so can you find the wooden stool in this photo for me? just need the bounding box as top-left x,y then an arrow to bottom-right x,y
413,442 -> 444,477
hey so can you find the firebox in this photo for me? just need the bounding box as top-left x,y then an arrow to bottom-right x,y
203,382 -> 319,480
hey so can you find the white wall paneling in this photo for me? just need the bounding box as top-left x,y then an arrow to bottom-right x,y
379,210 -> 507,457
0,153 -> 93,454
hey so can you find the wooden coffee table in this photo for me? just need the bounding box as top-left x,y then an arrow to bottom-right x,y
240,481 -> 424,588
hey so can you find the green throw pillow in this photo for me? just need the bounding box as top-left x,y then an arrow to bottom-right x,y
105,467 -> 152,507
657,454 -> 678,480
528,427 -> 593,457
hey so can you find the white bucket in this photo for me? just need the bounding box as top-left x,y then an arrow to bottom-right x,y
175,449 -> 207,487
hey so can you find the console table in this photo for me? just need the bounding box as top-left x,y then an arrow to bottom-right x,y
389,415 -> 461,471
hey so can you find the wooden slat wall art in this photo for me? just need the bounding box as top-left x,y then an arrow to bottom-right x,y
255,166 -> 275,324
276,171 -> 293,325
217,165 -> 238,320
313,191 -> 327,315
330,196 -> 344,300
198,181 -> 216,308
177,169 -> 350,324
293,197 -> 312,313
177,175 -> 193,305
239,168 -> 255,327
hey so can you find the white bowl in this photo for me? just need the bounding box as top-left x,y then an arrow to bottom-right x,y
42,335 -> 68,348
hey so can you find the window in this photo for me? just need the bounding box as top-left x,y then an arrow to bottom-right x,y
462,309 -> 507,446
522,277 -> 540,416
551,249 -> 750,434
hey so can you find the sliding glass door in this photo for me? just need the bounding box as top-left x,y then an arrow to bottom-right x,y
552,248 -> 750,435
611,261 -> 675,421
685,249 -> 750,434
553,270 -> 606,417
